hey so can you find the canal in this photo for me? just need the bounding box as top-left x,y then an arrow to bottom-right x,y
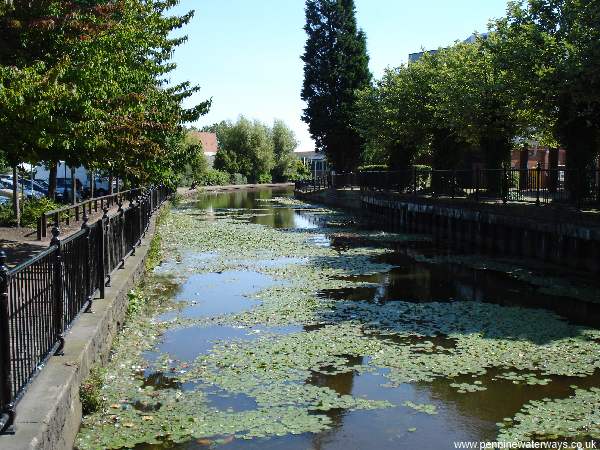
76,187 -> 600,450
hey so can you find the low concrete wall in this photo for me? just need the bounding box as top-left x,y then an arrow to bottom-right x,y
3,206 -> 165,450
297,188 -> 600,274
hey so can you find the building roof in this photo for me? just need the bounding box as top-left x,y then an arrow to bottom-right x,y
189,131 -> 218,155
295,151 -> 327,161
409,33 -> 489,63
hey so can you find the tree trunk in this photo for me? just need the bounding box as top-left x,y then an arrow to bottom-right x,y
109,174 -> 114,196
48,162 -> 57,200
90,170 -> 94,199
71,167 -> 76,205
12,165 -> 20,228
547,147 -> 559,194
519,144 -> 529,190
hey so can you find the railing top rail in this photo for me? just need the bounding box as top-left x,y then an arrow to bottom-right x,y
61,228 -> 87,245
42,188 -> 142,218
8,245 -> 57,276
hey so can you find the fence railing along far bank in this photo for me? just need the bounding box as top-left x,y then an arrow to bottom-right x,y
296,165 -> 600,208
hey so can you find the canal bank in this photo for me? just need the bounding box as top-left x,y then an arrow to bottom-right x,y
297,188 -> 600,274
74,187 -> 600,449
2,203 -> 169,450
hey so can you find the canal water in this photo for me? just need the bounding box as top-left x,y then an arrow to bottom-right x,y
76,188 -> 600,450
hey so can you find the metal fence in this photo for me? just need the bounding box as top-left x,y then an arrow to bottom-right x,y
327,165 -> 600,207
294,175 -> 331,193
37,189 -> 143,240
0,185 -> 171,434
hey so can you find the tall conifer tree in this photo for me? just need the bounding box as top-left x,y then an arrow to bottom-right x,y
301,0 -> 371,172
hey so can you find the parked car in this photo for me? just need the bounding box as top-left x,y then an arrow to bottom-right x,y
0,178 -> 45,199
55,178 -> 83,203
82,176 -> 111,198
34,179 -> 49,191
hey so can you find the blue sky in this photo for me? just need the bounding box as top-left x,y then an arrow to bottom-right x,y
169,0 -> 509,152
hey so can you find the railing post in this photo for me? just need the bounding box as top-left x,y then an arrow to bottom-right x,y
536,162 -> 541,205
98,208 -> 107,298
82,213 -> 93,313
50,227 -> 65,356
137,196 -> 143,246
452,170 -> 456,199
475,168 -> 480,202
118,200 -> 126,268
102,207 -> 111,287
0,251 -> 15,434
502,163 -> 508,204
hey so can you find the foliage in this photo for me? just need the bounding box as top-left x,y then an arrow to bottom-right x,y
146,231 -> 162,272
80,367 -> 106,416
230,173 -> 248,185
211,117 -> 303,183
0,197 -> 62,227
489,0 -> 600,193
271,120 -> 300,182
354,53 -> 439,170
287,160 -> 312,181
196,169 -> 230,187
301,0 -> 371,172
178,131 -> 209,187
355,0 -> 600,180
126,289 -> 147,318
0,0 -> 211,212
213,117 -> 275,183
358,164 -> 388,172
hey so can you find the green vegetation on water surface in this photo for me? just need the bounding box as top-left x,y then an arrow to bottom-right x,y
76,196 -> 600,449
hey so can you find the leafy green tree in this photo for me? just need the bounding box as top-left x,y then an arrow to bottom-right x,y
271,120 -> 299,182
490,0 -> 600,193
0,0 -> 210,207
354,53 -> 442,170
432,40 -> 518,170
301,0 -> 371,172
173,131 -> 209,187
214,117 -> 275,183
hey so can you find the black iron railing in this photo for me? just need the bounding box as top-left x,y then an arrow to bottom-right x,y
37,189 -> 144,240
0,185 -> 171,434
323,165 -> 600,207
294,175 -> 331,193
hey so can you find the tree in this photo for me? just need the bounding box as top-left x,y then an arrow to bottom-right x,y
271,120 -> 299,182
173,131 -> 209,187
490,0 -> 600,195
0,0 -> 211,205
301,0 -> 371,172
213,117 -> 275,183
354,52 -> 443,171
432,40 -> 518,170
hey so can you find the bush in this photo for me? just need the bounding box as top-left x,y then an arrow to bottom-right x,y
230,173 -> 248,185
358,164 -> 388,172
80,367 -> 105,415
0,197 -> 63,228
286,160 -> 311,181
196,169 -> 230,187
257,173 -> 272,184
413,164 -> 432,171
